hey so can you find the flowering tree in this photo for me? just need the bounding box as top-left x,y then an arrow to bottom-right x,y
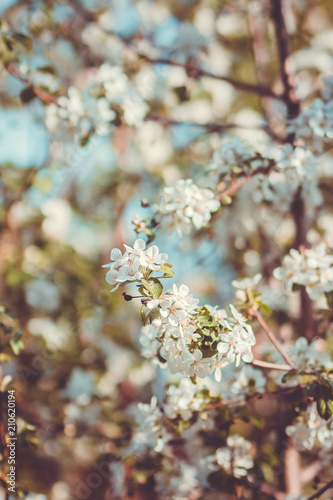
0,0 -> 333,499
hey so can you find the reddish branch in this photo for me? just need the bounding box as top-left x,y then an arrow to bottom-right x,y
306,480 -> 333,500
6,64 -> 58,105
251,310 -> 296,369
146,114 -> 284,141
251,359 -> 292,371
216,161 -> 277,201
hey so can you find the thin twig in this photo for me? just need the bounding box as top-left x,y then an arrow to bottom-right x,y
218,175 -> 252,199
6,64 -> 58,105
251,310 -> 296,369
269,0 -> 299,118
137,52 -> 282,99
251,359 -> 292,371
306,480 -> 333,500
217,162 -> 277,200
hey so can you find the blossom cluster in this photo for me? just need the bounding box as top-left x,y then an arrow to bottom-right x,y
204,435 -> 254,479
46,63 -> 148,134
103,238 -> 168,291
273,243 -> 333,300
288,76 -> 333,153
257,144 -> 322,210
206,137 -> 270,181
151,179 -> 220,236
105,239 -> 256,379
286,404 -> 333,451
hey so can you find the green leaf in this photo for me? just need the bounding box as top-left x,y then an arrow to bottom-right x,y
0,375 -> 13,391
37,65 -> 57,76
321,376 -> 333,390
9,331 -> 25,355
248,412 -> 265,429
147,307 -> 161,324
141,278 -> 163,299
221,195 -> 232,205
11,32 -> 33,53
80,130 -> 93,147
258,302 -> 271,316
324,291 -> 333,309
140,306 -> 147,326
157,263 -> 175,278
316,398 -> 333,420
138,285 -> 149,297
259,462 -> 275,483
281,370 -> 304,383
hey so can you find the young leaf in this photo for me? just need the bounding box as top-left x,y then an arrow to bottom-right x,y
157,263 -> 175,278
141,278 -> 163,299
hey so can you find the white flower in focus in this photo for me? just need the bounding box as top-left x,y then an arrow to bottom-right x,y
139,245 -> 168,271
217,305 -> 256,367
184,349 -> 211,378
103,239 -> 169,291
152,179 -> 220,236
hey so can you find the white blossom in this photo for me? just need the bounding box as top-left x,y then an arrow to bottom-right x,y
103,239 -> 169,291
152,179 -> 220,236
164,379 -> 204,420
215,435 -> 254,478
128,397 -> 170,454
273,244 -> 333,300
286,404 -> 333,451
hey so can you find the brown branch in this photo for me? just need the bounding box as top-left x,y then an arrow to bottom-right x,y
218,175 -> 252,199
251,359 -> 292,371
6,64 -> 58,105
145,115 -> 285,142
291,189 -> 314,340
251,310 -> 296,369
137,52 -> 282,99
216,161 -> 277,201
202,384 -> 304,413
306,480 -> 333,500
269,0 -> 299,118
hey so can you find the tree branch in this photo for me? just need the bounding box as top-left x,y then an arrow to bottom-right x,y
251,310 -> 296,369
251,359 -> 292,371
145,115 -> 285,142
6,64 -> 58,105
306,480 -> 333,500
138,52 -> 282,99
284,438 -> 302,498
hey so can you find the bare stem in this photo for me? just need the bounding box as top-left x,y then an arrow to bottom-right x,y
306,480 -> 333,500
218,175 -> 251,199
6,64 -> 58,105
252,310 -> 296,369
251,359 -> 292,371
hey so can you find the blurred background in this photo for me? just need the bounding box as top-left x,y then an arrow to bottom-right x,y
0,0 -> 333,498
